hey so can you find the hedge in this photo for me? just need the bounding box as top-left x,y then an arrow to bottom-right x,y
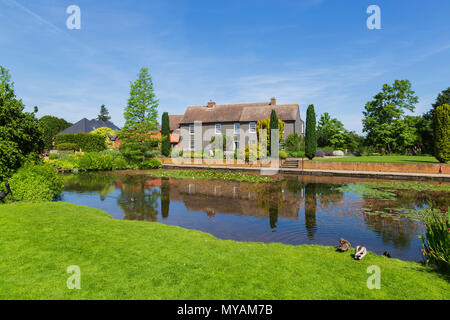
55,133 -> 106,152
433,104 -> 449,163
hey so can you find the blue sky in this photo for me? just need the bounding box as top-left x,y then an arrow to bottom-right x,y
1,0 -> 449,133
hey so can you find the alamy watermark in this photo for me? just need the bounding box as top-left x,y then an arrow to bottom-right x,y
66,5 -> 81,30
67,265 -> 81,289
366,265 -> 381,290
366,5 -> 381,30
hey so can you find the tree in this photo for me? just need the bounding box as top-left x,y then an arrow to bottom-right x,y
256,117 -> 285,154
91,127 -> 116,149
421,87 -> 450,154
38,115 -> 72,150
120,68 -> 160,163
161,112 -> 170,157
305,104 -> 317,160
316,112 -> 346,149
284,133 -> 303,152
433,104 -> 449,163
432,87 -> 450,109
270,110 -> 279,153
362,80 -> 418,153
97,104 -> 111,122
0,66 -> 44,178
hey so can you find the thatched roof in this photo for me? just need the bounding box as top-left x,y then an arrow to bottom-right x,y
169,115 -> 184,131
178,98 -> 300,125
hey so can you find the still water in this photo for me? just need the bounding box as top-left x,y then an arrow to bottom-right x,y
61,171 -> 450,261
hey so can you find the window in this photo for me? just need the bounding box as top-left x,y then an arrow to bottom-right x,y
249,122 -> 256,133
189,124 -> 194,135
190,137 -> 195,150
215,123 -> 221,134
234,123 -> 240,134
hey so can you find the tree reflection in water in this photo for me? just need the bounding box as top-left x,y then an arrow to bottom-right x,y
304,183 -> 317,240
117,176 -> 160,221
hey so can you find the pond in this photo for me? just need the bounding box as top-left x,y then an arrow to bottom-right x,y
61,170 -> 450,262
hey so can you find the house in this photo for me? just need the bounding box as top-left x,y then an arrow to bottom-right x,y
172,97 -> 304,151
58,118 -> 120,134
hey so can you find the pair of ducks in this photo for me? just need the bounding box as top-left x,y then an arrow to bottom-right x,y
337,238 -> 367,260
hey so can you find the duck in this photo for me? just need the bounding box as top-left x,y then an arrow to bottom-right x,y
354,246 -> 367,260
337,238 -> 351,252
0,182 -> 12,202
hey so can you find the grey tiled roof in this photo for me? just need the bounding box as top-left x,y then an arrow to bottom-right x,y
58,118 -> 120,134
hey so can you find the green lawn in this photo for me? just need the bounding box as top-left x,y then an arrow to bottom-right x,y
314,155 -> 439,164
0,202 -> 448,299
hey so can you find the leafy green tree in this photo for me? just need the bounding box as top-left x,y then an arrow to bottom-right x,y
38,115 -> 72,150
0,66 -> 44,178
161,112 -> 170,157
97,104 -> 111,122
316,112 -> 346,149
284,133 -> 303,152
421,87 -> 450,154
120,68 -> 160,163
362,80 -> 418,153
433,104 -> 449,163
305,104 -> 317,160
432,87 -> 450,109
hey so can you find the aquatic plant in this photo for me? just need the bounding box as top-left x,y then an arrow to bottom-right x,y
147,170 -> 276,183
420,208 -> 449,271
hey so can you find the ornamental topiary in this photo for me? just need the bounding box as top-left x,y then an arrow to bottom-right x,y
161,112 -> 171,157
433,104 -> 449,163
305,104 -> 317,160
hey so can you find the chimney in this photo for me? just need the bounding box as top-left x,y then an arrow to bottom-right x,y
270,97 -> 276,105
207,100 -> 216,108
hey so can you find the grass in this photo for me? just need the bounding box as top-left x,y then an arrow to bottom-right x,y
0,202 -> 449,300
314,155 -> 440,164
147,169 -> 277,183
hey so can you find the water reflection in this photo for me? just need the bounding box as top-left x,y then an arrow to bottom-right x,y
62,172 -> 449,261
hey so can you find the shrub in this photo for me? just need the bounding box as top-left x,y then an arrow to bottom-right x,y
433,104 -> 449,163
138,159 -> 162,169
316,150 -> 325,157
77,152 -> 114,171
284,133 -> 303,152
112,156 -> 128,170
420,209 -> 449,271
48,153 -> 59,160
56,143 -> 79,151
321,146 -> 334,156
91,127 -> 116,149
279,150 -> 288,159
8,162 -> 63,201
55,133 -> 106,152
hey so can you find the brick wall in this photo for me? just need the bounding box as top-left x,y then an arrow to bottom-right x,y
301,161 -> 450,174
